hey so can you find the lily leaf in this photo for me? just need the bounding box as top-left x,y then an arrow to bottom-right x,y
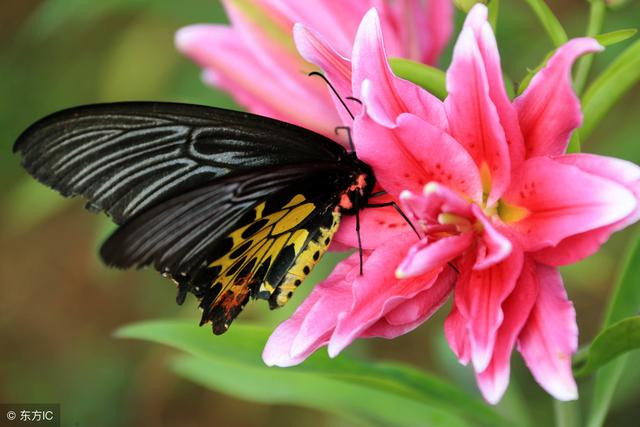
586,235 -> 640,427
488,0 -> 500,30
390,58 -> 448,100
453,0 -> 487,13
593,29 -> 637,47
521,0 -> 568,47
116,320 -> 511,427
579,39 -> 640,141
574,316 -> 640,377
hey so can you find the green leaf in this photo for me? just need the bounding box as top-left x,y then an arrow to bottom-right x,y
390,58 -> 447,100
593,29 -> 637,47
602,236 -> 640,327
579,39 -> 640,141
453,0 -> 487,13
567,130 -> 581,154
488,0 -> 500,31
587,235 -> 640,427
572,0 -> 605,95
574,316 -> 640,377
116,320 -> 511,427
521,0 -> 568,47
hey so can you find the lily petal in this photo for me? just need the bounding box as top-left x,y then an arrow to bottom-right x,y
471,205 -> 513,270
445,25 -> 512,205
175,24 -> 339,136
293,23 -> 357,126
476,258 -> 538,404
515,38 -> 603,158
504,157 -> 637,252
444,304 -> 471,365
364,266 -> 457,338
263,253 -> 359,367
334,202 -> 410,250
454,247 -> 524,372
328,233 -> 440,357
517,264 -> 578,401
463,4 -> 525,170
355,112 -> 482,200
533,154 -> 640,265
265,0 -> 368,56
352,9 -> 447,130
396,233 -> 474,278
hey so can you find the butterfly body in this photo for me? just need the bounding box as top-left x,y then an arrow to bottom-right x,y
14,102 -> 374,334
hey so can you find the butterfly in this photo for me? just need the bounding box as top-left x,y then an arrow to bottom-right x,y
14,101 -> 377,334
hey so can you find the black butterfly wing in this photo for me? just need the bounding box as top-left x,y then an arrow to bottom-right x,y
13,102 -> 346,224
101,164 -> 346,334
14,102 -> 370,334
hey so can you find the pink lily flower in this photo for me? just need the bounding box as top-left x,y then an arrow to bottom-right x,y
263,4 -> 640,404
175,0 -> 453,139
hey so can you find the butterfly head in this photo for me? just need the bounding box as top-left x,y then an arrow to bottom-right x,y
336,158 -> 375,215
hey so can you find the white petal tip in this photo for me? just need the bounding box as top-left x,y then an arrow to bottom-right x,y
424,182 -> 439,194
471,352 -> 492,374
399,190 -> 413,200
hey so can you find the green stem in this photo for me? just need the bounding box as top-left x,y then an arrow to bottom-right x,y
554,400 -> 579,427
573,0 -> 606,94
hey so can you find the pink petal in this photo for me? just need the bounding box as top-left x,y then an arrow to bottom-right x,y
419,0 -> 454,65
293,23 -> 358,126
355,112 -> 482,200
334,201 -> 411,250
444,25 -> 512,205
454,247 -> 524,372
262,253 -> 359,367
396,232 -> 474,278
444,304 -> 471,365
533,154 -> 640,265
517,264 -> 578,401
265,0 -> 368,57
471,205 -> 513,270
364,265 -> 456,338
463,4 -> 525,170
400,183 -> 474,223
328,233 -> 440,356
175,25 -> 339,137
504,157 -> 637,252
368,0 -> 453,65
514,38 -> 603,158
352,9 -> 448,130
476,257 -> 538,404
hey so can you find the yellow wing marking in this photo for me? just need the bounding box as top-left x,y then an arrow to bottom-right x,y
269,211 -> 341,308
205,194 -> 316,309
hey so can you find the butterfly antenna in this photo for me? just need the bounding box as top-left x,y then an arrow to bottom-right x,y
334,126 -> 356,153
308,71 -> 355,120
366,201 -> 420,238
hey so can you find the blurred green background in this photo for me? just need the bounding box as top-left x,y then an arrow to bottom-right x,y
0,1 -> 638,426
